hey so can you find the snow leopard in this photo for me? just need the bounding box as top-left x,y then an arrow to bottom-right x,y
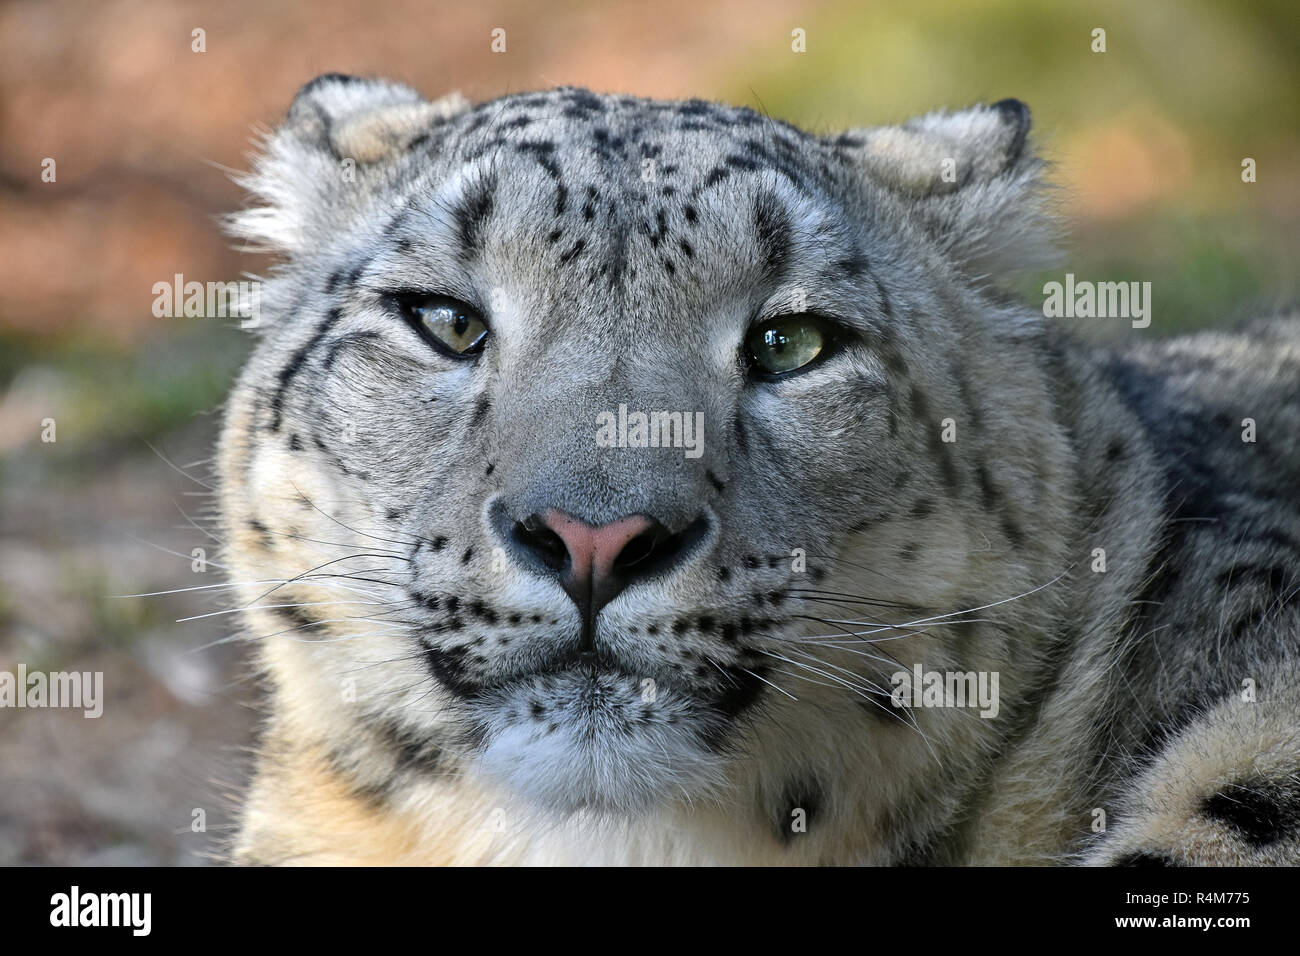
217,74 -> 1300,865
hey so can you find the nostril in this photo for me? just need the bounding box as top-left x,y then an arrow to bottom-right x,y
612,528 -> 663,574
513,516 -> 569,571
611,514 -> 710,580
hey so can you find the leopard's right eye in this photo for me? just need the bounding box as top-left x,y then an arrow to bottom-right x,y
398,295 -> 489,359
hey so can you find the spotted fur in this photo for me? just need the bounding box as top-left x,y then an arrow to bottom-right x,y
218,76 -> 1300,865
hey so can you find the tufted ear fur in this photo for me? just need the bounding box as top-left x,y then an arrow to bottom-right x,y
840,99 -> 1058,278
228,74 -> 469,254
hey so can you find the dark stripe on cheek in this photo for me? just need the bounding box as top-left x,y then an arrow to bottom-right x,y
269,308 -> 342,431
912,385 -> 962,495
323,330 -> 384,370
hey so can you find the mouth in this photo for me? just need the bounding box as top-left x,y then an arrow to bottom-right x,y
465,664 -> 733,816
415,613 -> 774,815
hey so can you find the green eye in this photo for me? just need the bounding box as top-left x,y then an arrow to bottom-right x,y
745,315 -> 829,376
407,296 -> 489,357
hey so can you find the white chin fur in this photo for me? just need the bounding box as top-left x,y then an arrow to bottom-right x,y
472,671 -> 724,816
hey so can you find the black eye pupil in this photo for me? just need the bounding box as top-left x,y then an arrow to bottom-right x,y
452,312 -> 469,335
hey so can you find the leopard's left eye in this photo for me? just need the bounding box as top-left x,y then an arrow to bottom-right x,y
745,314 -> 830,377
401,295 -> 489,358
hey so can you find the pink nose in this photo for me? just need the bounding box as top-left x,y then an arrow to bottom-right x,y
504,505 -> 707,622
541,509 -> 653,602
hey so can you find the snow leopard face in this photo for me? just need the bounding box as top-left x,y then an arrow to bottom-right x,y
221,76 -> 1060,817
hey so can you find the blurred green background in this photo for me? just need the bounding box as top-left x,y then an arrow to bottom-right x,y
0,0 -> 1295,863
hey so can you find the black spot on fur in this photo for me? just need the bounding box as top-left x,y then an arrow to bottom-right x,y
560,238 -> 586,264
709,664 -> 767,725
701,166 -> 731,190
247,518 -> 273,548
774,778 -> 823,843
423,643 -> 477,696
909,498 -> 935,519
269,602 -> 318,631
374,719 -> 446,778
1202,780 -> 1300,846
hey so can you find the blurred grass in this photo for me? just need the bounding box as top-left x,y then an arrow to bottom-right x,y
0,323 -> 249,461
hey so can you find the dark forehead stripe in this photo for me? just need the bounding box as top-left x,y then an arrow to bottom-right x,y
753,194 -> 793,282
452,173 -> 497,256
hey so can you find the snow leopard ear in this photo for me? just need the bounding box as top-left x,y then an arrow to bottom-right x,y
840,99 -> 1058,277
228,74 -> 469,254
